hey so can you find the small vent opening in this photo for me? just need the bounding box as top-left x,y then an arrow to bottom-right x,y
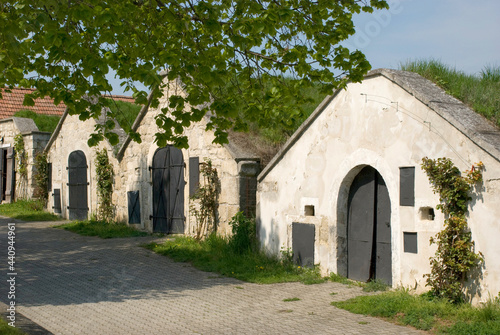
419,207 -> 435,221
304,205 -> 315,216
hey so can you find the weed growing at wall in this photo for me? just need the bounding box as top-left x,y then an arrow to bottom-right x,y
33,152 -> 49,204
421,157 -> 484,303
13,134 -> 28,199
190,160 -> 220,240
228,212 -> 256,254
95,149 -> 114,222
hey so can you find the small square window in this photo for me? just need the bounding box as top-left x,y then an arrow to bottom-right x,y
304,205 -> 315,216
404,232 -> 418,254
419,207 -> 435,221
400,167 -> 415,206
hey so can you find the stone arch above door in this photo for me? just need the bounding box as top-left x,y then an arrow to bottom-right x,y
330,149 -> 400,285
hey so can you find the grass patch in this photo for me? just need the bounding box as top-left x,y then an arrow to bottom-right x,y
283,297 -> 301,302
0,199 -> 60,221
106,99 -> 141,131
328,272 -> 352,285
400,59 -> 500,128
143,234 -> 325,284
14,110 -> 61,133
54,220 -> 149,239
0,318 -> 25,334
363,279 -> 389,292
332,289 -> 500,333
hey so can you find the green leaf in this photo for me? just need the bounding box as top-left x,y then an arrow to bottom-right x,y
23,95 -> 35,106
1,0 -> 389,147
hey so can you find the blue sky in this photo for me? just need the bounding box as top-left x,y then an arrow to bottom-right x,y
347,0 -> 500,75
108,0 -> 500,95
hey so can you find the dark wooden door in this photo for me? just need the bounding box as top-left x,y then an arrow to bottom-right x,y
0,149 -> 5,201
4,148 -> 15,203
347,166 -> 392,285
67,150 -> 88,221
152,146 -> 185,234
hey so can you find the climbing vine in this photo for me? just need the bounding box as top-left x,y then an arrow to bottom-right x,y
190,160 -> 221,240
33,152 -> 49,204
95,149 -> 114,222
421,157 -> 484,303
13,134 -> 28,199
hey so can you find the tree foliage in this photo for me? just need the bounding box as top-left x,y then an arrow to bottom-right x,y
0,0 -> 388,147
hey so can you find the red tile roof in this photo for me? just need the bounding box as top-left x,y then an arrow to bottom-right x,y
0,88 -> 66,119
0,88 -> 137,119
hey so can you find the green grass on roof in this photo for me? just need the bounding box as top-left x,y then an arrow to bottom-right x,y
106,99 -> 141,132
400,59 -> 500,128
246,81 -> 327,145
14,110 -> 60,133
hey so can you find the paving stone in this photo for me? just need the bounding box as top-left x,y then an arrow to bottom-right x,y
0,218 -> 425,334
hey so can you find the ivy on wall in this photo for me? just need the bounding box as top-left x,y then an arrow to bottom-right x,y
190,160 -> 221,240
421,157 -> 484,303
95,149 -> 114,222
33,152 -> 49,204
13,134 -> 28,199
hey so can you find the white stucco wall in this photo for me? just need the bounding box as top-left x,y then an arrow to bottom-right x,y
257,75 -> 500,301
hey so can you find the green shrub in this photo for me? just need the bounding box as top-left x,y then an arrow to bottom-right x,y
228,212 -> 256,254
33,152 -> 49,204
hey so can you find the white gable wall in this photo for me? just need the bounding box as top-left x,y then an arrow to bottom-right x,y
46,114 -> 114,220
257,75 -> 500,301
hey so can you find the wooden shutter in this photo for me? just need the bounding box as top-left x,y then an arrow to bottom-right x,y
189,157 -> 199,197
127,191 -> 141,224
5,147 -> 15,203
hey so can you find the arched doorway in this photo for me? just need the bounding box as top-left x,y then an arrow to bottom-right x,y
67,150 -> 88,221
347,166 -> 392,285
151,146 -> 185,234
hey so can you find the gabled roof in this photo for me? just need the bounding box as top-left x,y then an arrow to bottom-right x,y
0,87 -> 136,120
116,81 -> 264,163
0,116 -> 39,133
0,88 -> 66,119
258,68 -> 500,181
44,107 -> 128,156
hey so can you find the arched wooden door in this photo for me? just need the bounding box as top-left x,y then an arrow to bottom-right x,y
151,146 -> 185,234
347,166 -> 392,285
67,150 -> 88,221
